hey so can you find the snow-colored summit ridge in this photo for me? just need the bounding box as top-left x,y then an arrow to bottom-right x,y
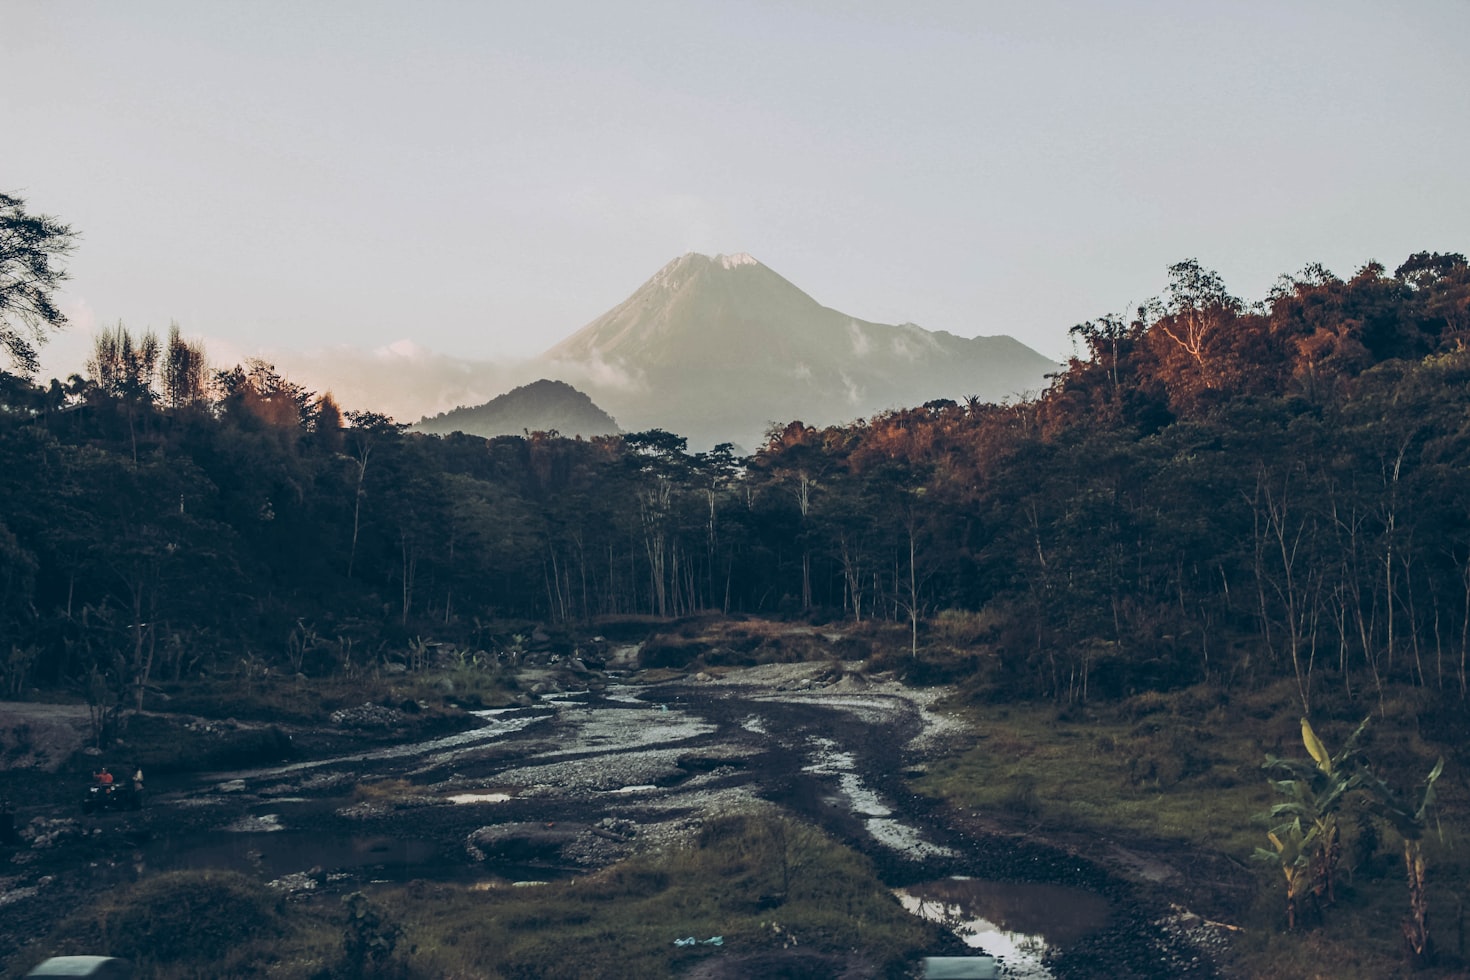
649,252 -> 761,288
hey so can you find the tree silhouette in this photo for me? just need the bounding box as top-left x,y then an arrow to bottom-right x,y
0,192 -> 77,377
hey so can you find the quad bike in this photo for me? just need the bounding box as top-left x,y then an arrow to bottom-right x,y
83,782 -> 142,814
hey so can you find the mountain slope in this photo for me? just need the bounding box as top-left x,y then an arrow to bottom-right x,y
538,252 -> 1058,450
414,378 -> 619,439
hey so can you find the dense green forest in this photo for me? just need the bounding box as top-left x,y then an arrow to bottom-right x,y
3,248 -> 1469,716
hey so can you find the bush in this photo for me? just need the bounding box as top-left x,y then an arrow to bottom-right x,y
75,870 -> 287,968
864,643 -> 985,686
929,608 -> 1002,645
338,891 -> 407,979
638,636 -> 704,670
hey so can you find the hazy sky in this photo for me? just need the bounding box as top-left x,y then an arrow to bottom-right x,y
6,1 -> 1468,418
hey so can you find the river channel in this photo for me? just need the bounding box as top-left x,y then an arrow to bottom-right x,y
5,662 -> 1227,977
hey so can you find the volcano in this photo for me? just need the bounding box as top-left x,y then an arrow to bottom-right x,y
538,252 -> 1057,451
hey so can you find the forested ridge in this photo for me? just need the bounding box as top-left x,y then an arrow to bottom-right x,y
2,252 -> 1469,713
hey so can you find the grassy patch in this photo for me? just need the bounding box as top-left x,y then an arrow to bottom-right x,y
915,678 -> 1470,978
352,777 -> 424,805
158,665 -> 519,724
394,810 -> 937,978
637,617 -> 873,672
13,812 -> 938,979
17,870 -> 293,979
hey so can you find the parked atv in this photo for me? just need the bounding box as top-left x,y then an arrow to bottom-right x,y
83,782 -> 142,814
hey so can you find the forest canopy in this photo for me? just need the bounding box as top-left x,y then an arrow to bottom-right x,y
2,248 -> 1469,712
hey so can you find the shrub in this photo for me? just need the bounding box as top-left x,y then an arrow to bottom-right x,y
638,636 -> 704,670
338,891 -> 406,979
101,870 -> 284,966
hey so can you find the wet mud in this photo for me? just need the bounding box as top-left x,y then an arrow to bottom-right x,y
1,664 -> 1246,977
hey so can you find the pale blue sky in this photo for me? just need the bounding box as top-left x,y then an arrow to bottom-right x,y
5,1 -> 1468,415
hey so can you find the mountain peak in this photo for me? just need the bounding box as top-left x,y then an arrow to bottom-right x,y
413,378 -> 619,440
538,251 -> 1059,449
656,251 -> 764,280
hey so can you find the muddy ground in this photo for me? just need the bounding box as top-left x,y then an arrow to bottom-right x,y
0,658 -> 1251,978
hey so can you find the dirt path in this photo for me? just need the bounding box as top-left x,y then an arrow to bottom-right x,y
1,664 -> 1242,977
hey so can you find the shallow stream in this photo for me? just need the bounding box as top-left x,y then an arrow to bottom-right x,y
33,674 -> 1180,975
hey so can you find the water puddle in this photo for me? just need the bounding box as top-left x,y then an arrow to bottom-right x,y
541,690 -> 593,706
445,791 -> 512,804
896,877 -> 1111,979
803,736 -> 955,859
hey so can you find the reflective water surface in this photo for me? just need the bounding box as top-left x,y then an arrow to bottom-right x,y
896,876 -> 1111,979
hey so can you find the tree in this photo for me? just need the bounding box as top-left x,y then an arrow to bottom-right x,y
89,322 -> 160,402
0,192 -> 78,377
88,323 -> 161,463
313,392 -> 344,453
342,410 -> 400,579
622,429 -> 696,616
1152,259 -> 1239,396
160,323 -> 208,410
214,359 -> 315,431
1362,754 -> 1445,967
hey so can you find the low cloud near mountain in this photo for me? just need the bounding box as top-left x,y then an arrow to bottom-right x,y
259,340 -> 535,424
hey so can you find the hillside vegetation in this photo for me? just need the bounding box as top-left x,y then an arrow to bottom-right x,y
4,250 -> 1470,975
4,253 -> 1469,713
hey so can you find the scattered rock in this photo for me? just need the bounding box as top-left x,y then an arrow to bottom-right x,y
267,870 -> 319,894
330,703 -> 405,728
224,813 -> 284,833
187,719 -> 240,736
0,883 -> 40,907
24,817 -> 81,850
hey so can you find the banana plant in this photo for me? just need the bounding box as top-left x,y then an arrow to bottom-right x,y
1253,816 -> 1317,930
1260,716 -> 1369,913
1360,755 -> 1445,968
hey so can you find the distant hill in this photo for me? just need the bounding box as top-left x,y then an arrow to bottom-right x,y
414,378 -> 619,439
538,252 -> 1059,451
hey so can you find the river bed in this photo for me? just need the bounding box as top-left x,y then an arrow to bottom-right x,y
2,663 -> 1232,977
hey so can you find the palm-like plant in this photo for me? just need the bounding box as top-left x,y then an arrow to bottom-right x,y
1256,717 -> 1369,925
1360,755 -> 1445,967
1254,816 -> 1316,930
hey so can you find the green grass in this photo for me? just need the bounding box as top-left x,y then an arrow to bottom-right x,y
387,811 -> 937,978
11,871 -> 294,979
12,812 -> 939,979
914,677 -> 1470,978
157,664 -> 520,725
27,627 -> 1470,978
